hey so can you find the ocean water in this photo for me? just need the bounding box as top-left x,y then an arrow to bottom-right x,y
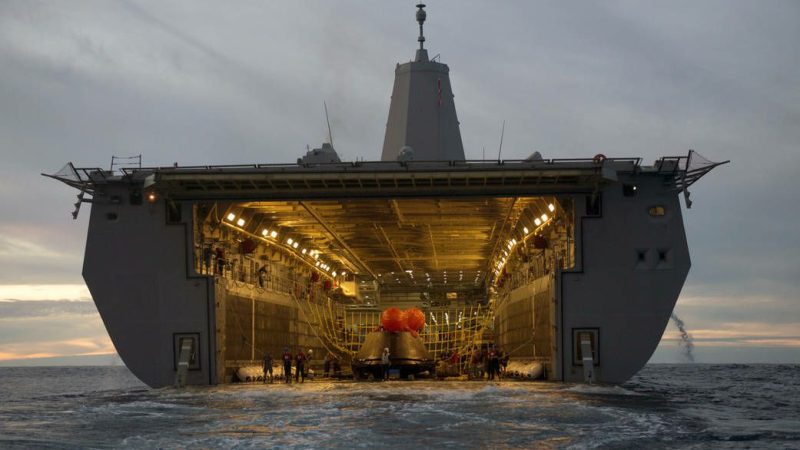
0,365 -> 797,449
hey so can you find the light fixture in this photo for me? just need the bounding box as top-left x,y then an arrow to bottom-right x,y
534,218 -> 541,226
147,192 -> 157,203
541,213 -> 548,222
236,218 -> 245,227
548,203 -> 555,212
523,227 -> 529,234
332,271 -> 337,277
292,242 -> 299,249
301,248 -> 307,255
227,213 -> 236,221
287,238 -> 294,245
262,229 -> 269,237
270,230 -> 278,238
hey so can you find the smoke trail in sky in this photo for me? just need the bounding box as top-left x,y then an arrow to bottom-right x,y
670,313 -> 695,363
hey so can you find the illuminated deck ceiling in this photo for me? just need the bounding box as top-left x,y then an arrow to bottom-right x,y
224,196 -> 560,290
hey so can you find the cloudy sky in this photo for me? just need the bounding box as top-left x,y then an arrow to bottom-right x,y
1,0 -> 798,365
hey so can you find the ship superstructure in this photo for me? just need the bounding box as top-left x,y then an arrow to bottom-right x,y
46,5 -> 726,387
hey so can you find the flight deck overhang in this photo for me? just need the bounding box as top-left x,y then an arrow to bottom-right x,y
146,159 -> 624,201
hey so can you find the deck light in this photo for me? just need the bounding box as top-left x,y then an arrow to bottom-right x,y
227,213 -> 236,221
534,218 -> 541,226
541,213 -> 548,222
292,242 -> 299,249
236,218 -> 245,227
147,192 -> 157,203
287,238 -> 294,245
332,271 -> 337,277
548,203 -> 555,212
262,229 -> 269,237
270,230 -> 278,238
316,261 -> 320,267
523,227 -> 529,234
301,248 -> 307,254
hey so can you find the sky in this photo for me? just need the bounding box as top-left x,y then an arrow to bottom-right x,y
0,0 -> 799,366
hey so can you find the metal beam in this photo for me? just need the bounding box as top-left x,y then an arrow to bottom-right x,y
428,224 -> 439,270
376,225 -> 406,274
300,202 -> 377,279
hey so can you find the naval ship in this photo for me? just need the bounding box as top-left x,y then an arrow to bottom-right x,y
47,5 -> 725,387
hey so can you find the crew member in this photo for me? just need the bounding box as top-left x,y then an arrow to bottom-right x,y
262,352 -> 273,384
258,264 -> 268,288
381,347 -> 391,381
295,348 -> 307,383
282,347 -> 293,383
324,351 -> 335,378
470,347 -> 483,380
215,247 -> 226,277
487,345 -> 499,381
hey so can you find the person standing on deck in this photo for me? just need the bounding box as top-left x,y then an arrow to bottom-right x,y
282,347 -> 293,384
381,348 -> 391,381
262,353 -> 273,384
487,345 -> 499,381
215,247 -> 226,277
258,264 -> 268,288
324,351 -> 335,378
470,347 -> 483,380
295,349 -> 307,383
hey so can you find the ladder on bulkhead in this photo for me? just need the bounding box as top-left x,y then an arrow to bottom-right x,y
174,337 -> 197,388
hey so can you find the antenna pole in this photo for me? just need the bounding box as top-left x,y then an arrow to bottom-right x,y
497,120 -> 506,160
416,4 -> 426,50
324,101 -> 334,147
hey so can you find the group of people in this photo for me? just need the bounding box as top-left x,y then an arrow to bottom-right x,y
263,348 -> 346,383
472,344 -> 508,380
262,348 -> 313,384
434,344 -> 508,380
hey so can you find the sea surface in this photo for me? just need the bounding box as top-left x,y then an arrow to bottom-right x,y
0,364 -> 797,449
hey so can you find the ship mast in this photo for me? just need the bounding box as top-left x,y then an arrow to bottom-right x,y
381,3 -> 465,161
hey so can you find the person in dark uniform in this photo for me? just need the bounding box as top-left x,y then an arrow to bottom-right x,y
262,352 -> 273,384
295,349 -> 307,383
380,348 -> 391,381
282,347 -> 293,383
487,345 -> 499,380
215,247 -> 226,277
